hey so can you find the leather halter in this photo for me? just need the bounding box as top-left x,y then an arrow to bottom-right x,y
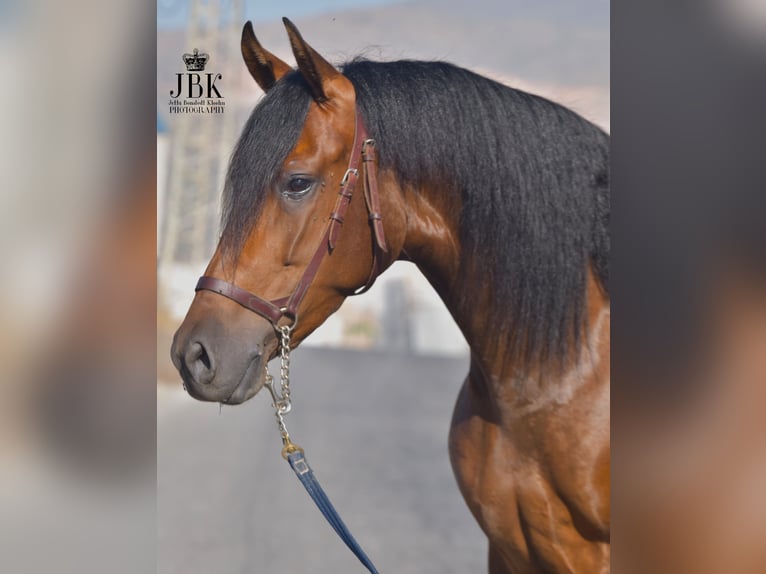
196,107 -> 388,329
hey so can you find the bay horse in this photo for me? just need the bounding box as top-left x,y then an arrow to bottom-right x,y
172,18 -> 610,573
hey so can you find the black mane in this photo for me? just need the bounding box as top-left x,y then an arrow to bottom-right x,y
222,59 -> 609,368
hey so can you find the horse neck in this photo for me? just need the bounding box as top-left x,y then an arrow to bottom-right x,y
397,181 -> 609,394
398,182 -> 498,364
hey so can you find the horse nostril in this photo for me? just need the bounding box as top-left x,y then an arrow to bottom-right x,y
185,341 -> 214,384
196,343 -> 211,370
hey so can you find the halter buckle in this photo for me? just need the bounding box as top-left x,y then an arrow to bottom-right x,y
340,168 -> 358,186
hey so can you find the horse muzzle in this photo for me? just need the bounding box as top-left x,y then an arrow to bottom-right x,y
171,302 -> 276,404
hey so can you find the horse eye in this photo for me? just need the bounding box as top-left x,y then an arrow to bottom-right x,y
283,176 -> 314,199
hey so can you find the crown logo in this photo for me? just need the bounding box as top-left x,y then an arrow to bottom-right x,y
182,48 -> 209,72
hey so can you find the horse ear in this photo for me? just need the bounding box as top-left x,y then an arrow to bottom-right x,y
282,17 -> 348,103
241,21 -> 292,92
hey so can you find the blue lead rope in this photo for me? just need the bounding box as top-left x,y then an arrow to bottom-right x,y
286,450 -> 381,574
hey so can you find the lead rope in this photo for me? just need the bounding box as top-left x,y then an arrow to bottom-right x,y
263,327 -> 382,574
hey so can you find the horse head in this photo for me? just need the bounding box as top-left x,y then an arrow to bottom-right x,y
171,19 -> 405,404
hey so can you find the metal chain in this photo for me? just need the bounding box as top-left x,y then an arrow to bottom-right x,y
278,325 -> 292,408
264,324 -> 303,459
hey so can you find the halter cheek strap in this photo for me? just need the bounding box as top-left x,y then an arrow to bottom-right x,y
195,107 -> 388,328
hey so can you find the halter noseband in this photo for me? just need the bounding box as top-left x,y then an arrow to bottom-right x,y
195,107 -> 388,330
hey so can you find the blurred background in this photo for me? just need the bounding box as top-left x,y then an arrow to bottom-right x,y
612,2 -> 766,572
156,1 -> 608,573
0,1 -> 156,573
